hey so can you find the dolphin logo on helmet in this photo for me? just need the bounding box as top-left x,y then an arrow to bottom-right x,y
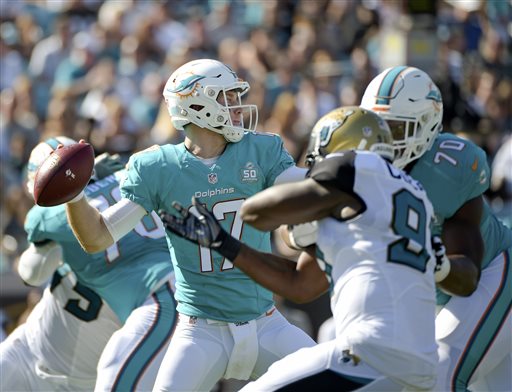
167,74 -> 207,96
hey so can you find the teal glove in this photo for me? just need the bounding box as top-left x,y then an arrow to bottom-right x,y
92,153 -> 125,180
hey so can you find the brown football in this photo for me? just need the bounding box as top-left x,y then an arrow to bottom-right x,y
34,143 -> 94,207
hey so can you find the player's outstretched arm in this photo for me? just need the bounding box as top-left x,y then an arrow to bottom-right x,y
160,197 -> 329,303
235,245 -> 328,303
437,196 -> 483,296
66,197 -> 148,254
240,178 -> 350,231
66,196 -> 114,253
66,146 -> 147,253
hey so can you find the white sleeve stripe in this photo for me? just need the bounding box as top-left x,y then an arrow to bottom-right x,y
101,198 -> 148,243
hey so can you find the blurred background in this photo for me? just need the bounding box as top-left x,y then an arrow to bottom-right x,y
1,0 -> 511,343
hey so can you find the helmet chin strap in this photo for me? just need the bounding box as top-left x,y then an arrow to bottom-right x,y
184,121 -> 242,144
199,123 -> 237,142
206,111 -> 244,142
219,125 -> 244,143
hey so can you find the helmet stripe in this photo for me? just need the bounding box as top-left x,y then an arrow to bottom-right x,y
376,65 -> 408,105
45,138 -> 61,150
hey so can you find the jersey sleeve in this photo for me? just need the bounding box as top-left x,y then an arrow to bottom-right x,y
120,146 -> 169,213
259,133 -> 295,187
460,140 -> 490,200
307,151 -> 357,193
24,206 -> 77,244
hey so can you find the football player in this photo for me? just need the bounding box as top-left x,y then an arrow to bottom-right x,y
64,59 -> 316,391
361,66 -> 511,392
160,107 -> 441,390
0,137 -> 176,391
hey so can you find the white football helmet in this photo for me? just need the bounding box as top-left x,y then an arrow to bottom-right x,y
26,136 -> 76,198
162,59 -> 258,143
360,66 -> 443,169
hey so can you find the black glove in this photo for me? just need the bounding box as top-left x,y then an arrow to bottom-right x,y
92,153 -> 125,180
159,197 -> 241,261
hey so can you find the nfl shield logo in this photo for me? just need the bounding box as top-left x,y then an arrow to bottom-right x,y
208,173 -> 218,184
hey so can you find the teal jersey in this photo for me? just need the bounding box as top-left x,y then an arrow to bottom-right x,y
410,133 -> 512,303
121,132 -> 295,322
25,171 -> 173,323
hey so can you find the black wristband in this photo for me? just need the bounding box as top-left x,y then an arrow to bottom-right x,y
216,229 -> 242,261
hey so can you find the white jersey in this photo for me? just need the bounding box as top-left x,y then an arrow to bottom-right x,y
312,151 -> 438,389
24,265 -> 121,386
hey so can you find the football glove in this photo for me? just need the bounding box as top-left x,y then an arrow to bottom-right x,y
288,221 -> 318,249
92,153 -> 125,180
432,235 -> 451,283
159,197 -> 241,261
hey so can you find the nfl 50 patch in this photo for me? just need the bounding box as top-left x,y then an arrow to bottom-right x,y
240,162 -> 259,183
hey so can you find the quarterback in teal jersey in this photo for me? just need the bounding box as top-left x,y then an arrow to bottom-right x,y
361,66 -> 512,392
1,137 -> 176,392
65,59 -> 316,391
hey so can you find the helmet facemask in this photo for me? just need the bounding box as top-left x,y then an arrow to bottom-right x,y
206,86 -> 258,143
381,108 -> 440,169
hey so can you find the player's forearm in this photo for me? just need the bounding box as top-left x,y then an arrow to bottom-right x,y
440,205 -> 484,296
66,197 -> 114,253
241,180 -> 341,231
241,182 -> 319,231
437,255 -> 480,296
234,244 -> 325,303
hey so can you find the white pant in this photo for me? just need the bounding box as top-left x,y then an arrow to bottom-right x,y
95,282 -> 177,392
152,308 -> 316,392
239,341 -> 416,392
0,324 -> 96,392
435,250 -> 511,392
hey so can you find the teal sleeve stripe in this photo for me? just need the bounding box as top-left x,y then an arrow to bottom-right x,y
376,66 -> 408,105
45,138 -> 61,149
451,250 -> 512,392
112,283 -> 177,392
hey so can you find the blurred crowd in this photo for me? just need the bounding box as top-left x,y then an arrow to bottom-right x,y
1,0 -> 511,336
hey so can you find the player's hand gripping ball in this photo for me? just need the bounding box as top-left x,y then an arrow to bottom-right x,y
33,143 -> 94,206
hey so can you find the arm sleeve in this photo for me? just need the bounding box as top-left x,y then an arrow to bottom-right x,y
262,134 -> 296,187
462,142 -> 491,199
101,198 -> 148,243
120,147 -> 167,213
18,242 -> 63,286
